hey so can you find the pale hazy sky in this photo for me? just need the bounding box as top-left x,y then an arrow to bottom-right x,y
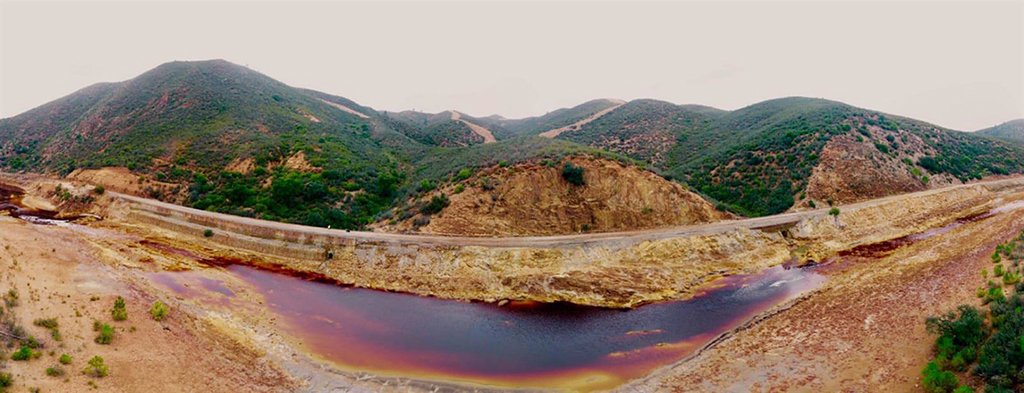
1,0 -> 1022,130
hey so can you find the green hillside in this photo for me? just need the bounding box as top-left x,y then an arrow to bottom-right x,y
0,60 -> 404,228
977,119 -> 1024,143
552,97 -> 1024,216
0,60 -> 624,229
495,99 -> 624,137
3,60 -> 1023,228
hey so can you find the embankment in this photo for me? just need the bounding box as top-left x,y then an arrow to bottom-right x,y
5,172 -> 1024,308
103,177 -> 1024,308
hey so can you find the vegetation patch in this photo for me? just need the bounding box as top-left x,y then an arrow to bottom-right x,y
922,229 -> 1024,392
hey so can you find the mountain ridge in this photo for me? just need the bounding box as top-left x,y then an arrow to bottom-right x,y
3,58 -> 1023,233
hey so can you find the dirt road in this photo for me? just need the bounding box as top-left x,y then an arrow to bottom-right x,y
451,111 -> 497,143
112,176 -> 1024,248
539,99 -> 626,138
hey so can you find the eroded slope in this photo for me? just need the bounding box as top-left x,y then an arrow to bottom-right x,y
377,157 -> 728,236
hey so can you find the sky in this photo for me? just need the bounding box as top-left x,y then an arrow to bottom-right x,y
1,0 -> 1022,131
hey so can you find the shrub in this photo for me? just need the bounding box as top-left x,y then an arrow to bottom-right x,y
921,361 -> 959,393
32,318 -> 57,330
83,356 -> 108,378
46,365 -> 65,377
203,229 -> 214,238
0,373 -> 11,387
1003,271 -> 1020,286
112,296 -> 127,321
59,354 -> 72,365
561,163 -> 585,186
828,207 -> 841,217
453,184 -> 464,194
11,345 -> 38,361
455,168 -> 473,181
150,300 -> 168,321
93,185 -> 105,195
418,180 -> 435,193
994,264 -> 1004,277
33,317 -> 60,341
419,194 -> 449,215
927,305 -> 985,345
5,289 -> 19,307
95,323 -> 114,344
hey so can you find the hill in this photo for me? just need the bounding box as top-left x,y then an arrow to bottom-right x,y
977,119 -> 1024,143
0,60 -> 653,233
0,60 -> 406,229
372,156 -> 728,236
545,97 -> 1024,216
3,60 -> 1024,232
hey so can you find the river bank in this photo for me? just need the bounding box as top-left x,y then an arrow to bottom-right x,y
3,173 -> 1022,309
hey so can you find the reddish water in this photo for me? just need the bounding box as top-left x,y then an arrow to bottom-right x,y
838,212 -> 991,259
179,263 -> 824,390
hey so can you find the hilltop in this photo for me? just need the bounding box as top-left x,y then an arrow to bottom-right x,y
977,119 -> 1024,143
3,59 -> 1024,234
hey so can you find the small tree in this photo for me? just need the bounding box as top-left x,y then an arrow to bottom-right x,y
828,207 -> 841,227
561,163 -> 585,186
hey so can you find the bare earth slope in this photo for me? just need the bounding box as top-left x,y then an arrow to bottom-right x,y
451,111 -> 496,143
380,157 -> 728,236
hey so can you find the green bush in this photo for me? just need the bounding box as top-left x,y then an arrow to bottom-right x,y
828,207 -> 841,217
59,354 -> 72,365
561,163 -> 585,186
453,184 -> 464,194
83,356 -> 108,378
112,296 -> 127,321
419,194 -> 449,215
46,365 -> 65,377
921,361 -> 959,393
95,323 -> 114,345
203,229 -> 214,238
455,168 -> 473,181
150,300 -> 168,321
93,185 -> 105,195
11,345 -> 38,361
0,373 -> 11,387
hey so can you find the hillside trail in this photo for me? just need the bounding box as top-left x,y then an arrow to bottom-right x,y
539,99 -> 627,138
451,111 -> 496,143
107,176 -> 1024,248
